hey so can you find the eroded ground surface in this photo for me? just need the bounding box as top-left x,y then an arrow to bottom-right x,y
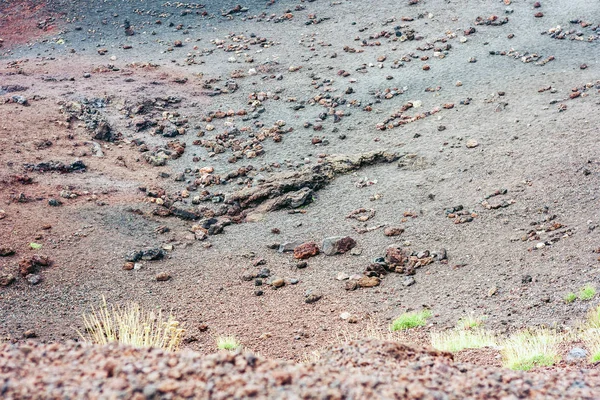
1,0 -> 599,362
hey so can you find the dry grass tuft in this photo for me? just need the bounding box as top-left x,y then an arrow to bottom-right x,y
431,328 -> 497,353
501,328 -> 561,371
77,296 -> 184,351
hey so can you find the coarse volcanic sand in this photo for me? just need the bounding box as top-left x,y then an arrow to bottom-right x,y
0,0 -> 600,380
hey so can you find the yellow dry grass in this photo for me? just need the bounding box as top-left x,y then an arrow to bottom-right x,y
77,296 -> 184,351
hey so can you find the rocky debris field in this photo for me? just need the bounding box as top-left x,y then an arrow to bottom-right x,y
1,339 -> 600,399
0,0 -> 600,379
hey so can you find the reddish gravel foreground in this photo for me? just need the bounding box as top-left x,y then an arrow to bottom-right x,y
1,339 -> 599,399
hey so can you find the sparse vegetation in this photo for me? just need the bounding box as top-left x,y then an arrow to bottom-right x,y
390,309 -> 432,331
586,304 -> 600,329
456,314 -> 486,330
77,296 -> 184,351
579,285 -> 596,301
580,329 -> 600,363
431,314 -> 496,352
431,328 -> 497,352
216,335 -> 241,351
564,292 -> 577,303
501,329 -> 561,371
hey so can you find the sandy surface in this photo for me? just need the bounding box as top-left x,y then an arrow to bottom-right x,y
0,0 -> 599,365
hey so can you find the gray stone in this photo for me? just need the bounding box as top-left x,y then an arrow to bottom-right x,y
279,240 -> 304,253
567,348 -> 587,361
402,277 -> 416,287
26,274 -> 42,285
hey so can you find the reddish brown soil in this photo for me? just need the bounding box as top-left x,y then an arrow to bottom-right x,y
2,339 -> 600,399
0,0 -> 63,50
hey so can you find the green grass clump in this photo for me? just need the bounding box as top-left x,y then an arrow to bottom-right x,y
501,329 -> 561,371
390,309 -> 432,331
216,335 -> 241,351
431,328 -> 497,352
579,285 -> 596,301
564,292 -> 577,303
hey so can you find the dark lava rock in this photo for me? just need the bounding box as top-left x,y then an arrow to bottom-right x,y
322,236 -> 357,256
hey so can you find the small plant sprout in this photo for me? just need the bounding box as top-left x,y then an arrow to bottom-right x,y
564,293 -> 577,303
216,335 -> 241,351
501,328 -> 561,371
579,285 -> 596,301
390,309 -> 432,331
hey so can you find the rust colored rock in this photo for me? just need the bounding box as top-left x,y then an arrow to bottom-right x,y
18,255 -> 51,277
384,227 -> 404,237
173,40 -> 183,47
385,247 -> 407,266
122,262 -> 135,271
357,276 -> 381,288
294,242 -> 320,259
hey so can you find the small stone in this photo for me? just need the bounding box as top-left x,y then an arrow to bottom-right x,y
271,278 -> 285,288
340,312 -> 351,320
350,248 -> 362,256
278,240 -> 304,253
290,278 -> 299,284
345,281 -> 359,291
293,242 -> 320,259
305,293 -> 322,303
358,276 -> 381,288
23,329 -> 37,338
522,275 -> 532,284
296,262 -> 308,269
336,272 -> 350,281
48,198 -> 62,207
26,274 -> 41,285
567,348 -> 587,361
384,227 -> 404,237
255,290 -> 264,296
466,139 -> 479,148
535,242 -> 546,249
0,273 -> 16,286
402,276 -> 416,286
156,272 -> 171,281
0,247 -> 15,257
488,286 -> 498,297
122,262 -> 135,270
254,279 -> 263,286
257,268 -> 271,278
322,236 -> 356,256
